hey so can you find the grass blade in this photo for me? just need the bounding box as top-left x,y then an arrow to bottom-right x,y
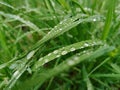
101,0 -> 116,40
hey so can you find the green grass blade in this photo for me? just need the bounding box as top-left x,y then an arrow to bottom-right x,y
101,0 -> 116,40
33,39 -> 103,71
15,45 -> 114,90
0,11 -> 46,36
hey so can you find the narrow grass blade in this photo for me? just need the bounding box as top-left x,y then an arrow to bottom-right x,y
32,40 -> 103,71
14,45 -> 115,90
101,0 -> 116,40
88,57 -> 111,76
82,65 -> 94,90
0,1 -> 16,10
0,11 -> 46,36
31,14 -> 103,50
91,74 -> 120,78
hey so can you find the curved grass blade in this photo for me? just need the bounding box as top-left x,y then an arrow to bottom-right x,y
33,39 -> 103,71
0,11 -> 46,36
34,46 -> 115,90
31,14 -> 103,50
0,1 -> 16,10
15,45 -> 115,90
15,28 -> 51,43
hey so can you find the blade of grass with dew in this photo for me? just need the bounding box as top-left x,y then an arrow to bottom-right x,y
0,14 -> 104,88
31,14 -> 104,50
15,28 -> 51,43
32,39 -> 103,71
4,60 -> 31,89
3,39 -> 103,89
0,11 -> 46,36
0,14 -> 103,70
34,46 -> 115,90
0,1 -> 16,10
14,45 -> 115,90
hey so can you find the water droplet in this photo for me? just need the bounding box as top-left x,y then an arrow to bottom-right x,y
84,43 -> 89,47
67,60 -> 74,65
81,46 -> 84,49
27,67 -> 32,74
27,50 -> 35,60
54,26 -> 57,29
13,71 -> 19,76
48,53 -> 52,56
39,58 -> 43,61
61,51 -> 67,55
74,57 -> 79,61
59,28 -> 62,31
53,16 -> 56,18
45,59 -> 49,63
63,19 -> 67,22
48,32 -> 51,34
53,50 -> 58,54
70,47 -> 76,52
77,53 -> 81,56
60,21 -> 63,24
15,16 -> 20,20
93,18 -> 96,22
83,51 -> 86,53
56,54 -> 60,58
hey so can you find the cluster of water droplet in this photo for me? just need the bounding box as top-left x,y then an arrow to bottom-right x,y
47,14 -> 88,36
33,40 -> 102,70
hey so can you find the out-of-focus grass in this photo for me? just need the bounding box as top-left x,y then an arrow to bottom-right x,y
0,0 -> 120,90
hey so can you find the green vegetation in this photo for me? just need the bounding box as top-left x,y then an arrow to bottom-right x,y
0,0 -> 120,90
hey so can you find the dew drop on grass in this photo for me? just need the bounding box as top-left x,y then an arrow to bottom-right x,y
93,18 -> 97,21
67,60 -> 74,65
61,51 -> 67,55
45,59 -> 49,63
53,50 -> 58,54
54,26 -> 57,29
15,16 -> 20,20
53,16 -> 56,18
39,58 -> 43,61
59,28 -> 62,31
70,47 -> 76,51
81,46 -> 84,49
48,32 -> 50,34
83,51 -> 86,53
13,70 -> 19,77
84,43 -> 89,47
56,54 -> 60,58
48,53 -> 52,56
27,67 -> 32,74
27,50 -> 35,60
60,21 -> 63,24
63,19 -> 67,22
74,56 -> 79,61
